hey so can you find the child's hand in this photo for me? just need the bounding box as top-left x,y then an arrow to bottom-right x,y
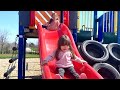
80,60 -> 87,65
41,60 -> 48,66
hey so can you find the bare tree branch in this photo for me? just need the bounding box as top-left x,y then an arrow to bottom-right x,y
0,29 -> 9,54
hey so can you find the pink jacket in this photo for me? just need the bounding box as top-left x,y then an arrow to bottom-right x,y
44,50 -> 82,68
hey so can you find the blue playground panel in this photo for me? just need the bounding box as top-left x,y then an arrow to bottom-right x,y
98,11 -> 114,42
72,28 -> 77,43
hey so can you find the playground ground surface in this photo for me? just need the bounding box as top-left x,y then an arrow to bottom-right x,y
0,58 -> 42,79
0,54 -> 39,59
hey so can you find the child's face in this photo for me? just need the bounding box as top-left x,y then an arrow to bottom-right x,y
52,13 -> 59,21
60,45 -> 69,52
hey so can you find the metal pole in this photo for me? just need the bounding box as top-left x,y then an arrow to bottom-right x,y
87,11 -> 89,31
93,11 -> 97,40
114,11 -> 118,34
69,11 -> 77,46
77,11 -> 80,32
84,11 -> 86,31
90,11 -> 92,31
105,12 -> 108,32
18,25 -> 24,79
69,11 -> 77,30
117,11 -> 120,44
111,11 -> 114,32
82,11 -> 84,29
108,11 -> 110,32
22,37 -> 26,79
103,11 -> 105,33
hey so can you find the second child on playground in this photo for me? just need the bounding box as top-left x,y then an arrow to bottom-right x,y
42,35 -> 87,79
42,12 -> 60,30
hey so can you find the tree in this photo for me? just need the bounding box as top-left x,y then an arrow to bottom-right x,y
28,42 -> 39,54
4,43 -> 11,54
29,43 -> 35,49
0,29 -> 9,54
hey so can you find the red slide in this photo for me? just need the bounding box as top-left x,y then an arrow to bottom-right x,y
38,23 -> 103,79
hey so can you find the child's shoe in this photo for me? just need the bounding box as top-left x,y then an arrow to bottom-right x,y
79,73 -> 87,79
54,74 -> 63,79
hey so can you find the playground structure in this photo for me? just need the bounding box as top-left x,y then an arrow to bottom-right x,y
76,11 -> 120,44
5,11 -> 120,79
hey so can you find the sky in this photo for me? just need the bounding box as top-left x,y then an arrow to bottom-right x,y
0,11 -> 106,44
0,11 -> 38,45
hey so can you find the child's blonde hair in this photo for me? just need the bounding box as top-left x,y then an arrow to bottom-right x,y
51,13 -> 59,18
55,35 -> 75,60
48,13 -> 59,24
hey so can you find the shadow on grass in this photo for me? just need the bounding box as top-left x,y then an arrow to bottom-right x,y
25,75 -> 42,79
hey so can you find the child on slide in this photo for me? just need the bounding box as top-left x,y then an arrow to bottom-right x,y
42,35 -> 87,79
42,12 -> 60,30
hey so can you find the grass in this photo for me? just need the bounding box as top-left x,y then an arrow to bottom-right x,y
0,54 -> 39,59
26,54 -> 39,58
